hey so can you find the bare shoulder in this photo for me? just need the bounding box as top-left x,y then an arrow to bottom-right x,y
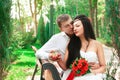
90,39 -> 103,47
90,39 -> 104,54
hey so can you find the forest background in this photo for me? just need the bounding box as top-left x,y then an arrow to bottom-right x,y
0,0 -> 120,80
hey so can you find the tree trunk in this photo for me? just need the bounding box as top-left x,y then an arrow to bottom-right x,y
89,0 -> 94,27
95,0 -> 99,37
0,63 -> 2,80
118,0 -> 120,59
89,0 -> 98,37
33,0 -> 37,36
29,0 -> 37,36
17,0 -> 24,32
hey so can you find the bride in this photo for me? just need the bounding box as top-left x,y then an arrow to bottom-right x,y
52,14 -> 106,80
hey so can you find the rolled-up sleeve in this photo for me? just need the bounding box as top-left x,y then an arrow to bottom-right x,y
35,35 -> 58,59
35,32 -> 69,60
36,49 -> 49,59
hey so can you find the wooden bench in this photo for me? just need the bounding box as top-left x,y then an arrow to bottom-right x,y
31,46 -> 43,80
31,46 -> 61,80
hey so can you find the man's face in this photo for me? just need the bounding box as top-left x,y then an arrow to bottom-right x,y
60,18 -> 73,36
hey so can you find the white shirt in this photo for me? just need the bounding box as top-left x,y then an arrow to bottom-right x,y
36,32 -> 70,60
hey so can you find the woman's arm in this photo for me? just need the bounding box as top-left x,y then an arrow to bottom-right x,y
91,41 -> 106,74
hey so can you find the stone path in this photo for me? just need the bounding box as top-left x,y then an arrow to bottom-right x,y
26,45 -> 120,80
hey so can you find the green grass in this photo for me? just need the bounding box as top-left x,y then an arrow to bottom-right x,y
4,48 -> 40,80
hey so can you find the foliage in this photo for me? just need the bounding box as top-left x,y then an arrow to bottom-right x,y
98,25 -> 112,46
35,0 -> 93,45
21,32 -> 35,49
97,38 -> 111,46
55,0 -> 89,18
45,22 -> 50,42
105,0 -> 120,59
0,0 -> 12,79
37,14 -> 46,46
9,30 -> 23,50
10,17 -> 35,49
52,0 -> 90,35
9,28 -> 34,50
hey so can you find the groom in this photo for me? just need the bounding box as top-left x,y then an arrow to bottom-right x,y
35,14 -> 100,79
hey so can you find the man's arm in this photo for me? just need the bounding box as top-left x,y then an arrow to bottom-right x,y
35,35 -> 59,60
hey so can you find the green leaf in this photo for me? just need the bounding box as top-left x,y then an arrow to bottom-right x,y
86,69 -> 91,73
76,69 -> 81,74
70,64 -> 72,69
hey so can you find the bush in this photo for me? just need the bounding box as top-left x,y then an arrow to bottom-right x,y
9,30 -> 34,50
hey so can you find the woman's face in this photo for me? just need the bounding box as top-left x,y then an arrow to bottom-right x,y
73,20 -> 84,37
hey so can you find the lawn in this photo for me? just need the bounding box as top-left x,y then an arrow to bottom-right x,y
4,48 -> 40,80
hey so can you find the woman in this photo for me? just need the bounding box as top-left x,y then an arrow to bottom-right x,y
55,14 -> 106,80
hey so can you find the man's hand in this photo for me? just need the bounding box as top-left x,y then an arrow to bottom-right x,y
49,50 -> 61,61
88,62 -> 100,70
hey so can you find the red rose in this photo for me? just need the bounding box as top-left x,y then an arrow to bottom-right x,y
67,58 -> 90,80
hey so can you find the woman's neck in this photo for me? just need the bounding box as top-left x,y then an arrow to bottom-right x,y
79,35 -> 87,43
79,36 -> 89,52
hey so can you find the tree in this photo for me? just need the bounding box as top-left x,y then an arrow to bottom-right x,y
0,0 -> 12,79
29,0 -> 43,36
105,0 -> 120,60
89,0 -> 98,37
37,14 -> 46,46
17,0 -> 24,32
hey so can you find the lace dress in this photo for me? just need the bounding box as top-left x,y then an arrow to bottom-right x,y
62,51 -> 106,80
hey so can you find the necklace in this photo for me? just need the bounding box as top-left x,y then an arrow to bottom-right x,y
85,42 -> 89,52
82,41 -> 89,52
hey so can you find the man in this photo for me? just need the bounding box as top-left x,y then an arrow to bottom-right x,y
36,14 -> 73,79
36,14 -> 73,60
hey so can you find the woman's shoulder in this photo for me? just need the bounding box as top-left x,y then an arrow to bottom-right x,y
90,39 -> 102,46
89,39 -> 103,53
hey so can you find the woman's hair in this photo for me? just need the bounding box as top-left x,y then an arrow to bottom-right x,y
66,14 -> 96,68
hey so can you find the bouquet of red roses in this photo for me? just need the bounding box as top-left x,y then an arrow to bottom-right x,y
67,57 -> 90,80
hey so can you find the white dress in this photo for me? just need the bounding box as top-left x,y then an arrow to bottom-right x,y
62,51 -> 106,80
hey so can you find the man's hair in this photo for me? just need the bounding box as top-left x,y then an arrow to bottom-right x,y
56,14 -> 71,27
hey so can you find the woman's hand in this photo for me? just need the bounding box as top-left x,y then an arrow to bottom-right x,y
88,62 -> 100,70
49,50 -> 61,61
88,62 -> 105,74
